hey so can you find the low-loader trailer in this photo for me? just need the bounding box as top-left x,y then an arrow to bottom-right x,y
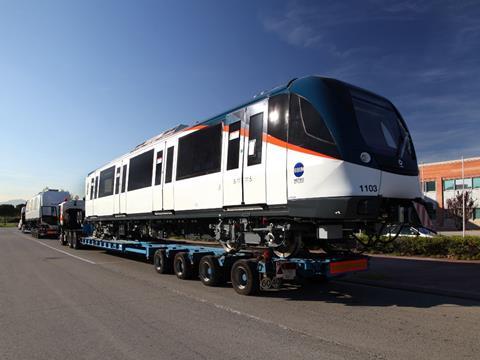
65,236 -> 368,296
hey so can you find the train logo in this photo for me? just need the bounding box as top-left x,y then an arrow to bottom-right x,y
294,163 -> 304,177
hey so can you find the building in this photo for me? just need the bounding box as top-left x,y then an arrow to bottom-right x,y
419,157 -> 480,230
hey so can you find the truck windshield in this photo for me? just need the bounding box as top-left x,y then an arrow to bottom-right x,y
352,96 -> 412,158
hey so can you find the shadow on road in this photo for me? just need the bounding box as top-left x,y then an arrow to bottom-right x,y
259,280 -> 480,308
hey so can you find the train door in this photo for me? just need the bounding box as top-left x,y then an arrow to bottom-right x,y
223,110 -> 245,206
242,100 -> 268,205
163,141 -> 175,210
113,165 -> 121,214
152,144 -> 164,211
118,161 -> 128,213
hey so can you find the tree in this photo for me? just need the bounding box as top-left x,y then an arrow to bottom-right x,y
0,204 -> 16,217
446,191 -> 476,230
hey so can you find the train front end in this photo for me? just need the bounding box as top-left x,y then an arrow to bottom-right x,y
286,77 -> 422,246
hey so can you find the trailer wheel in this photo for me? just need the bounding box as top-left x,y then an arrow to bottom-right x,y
154,249 -> 172,274
199,255 -> 225,287
173,252 -> 193,280
231,260 -> 260,296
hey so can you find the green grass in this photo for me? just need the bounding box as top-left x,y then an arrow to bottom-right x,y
0,223 -> 18,228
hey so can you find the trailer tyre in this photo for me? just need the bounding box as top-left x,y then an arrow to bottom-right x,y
72,232 -> 81,250
67,232 -> 73,248
173,252 -> 194,280
199,255 -> 225,287
154,249 -> 172,274
231,260 -> 260,296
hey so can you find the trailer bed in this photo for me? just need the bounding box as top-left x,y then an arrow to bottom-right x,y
77,236 -> 369,295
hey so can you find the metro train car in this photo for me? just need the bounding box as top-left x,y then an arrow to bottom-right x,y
25,188 -> 71,238
85,76 -> 422,257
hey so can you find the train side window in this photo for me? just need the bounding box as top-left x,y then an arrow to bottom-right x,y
227,121 -> 241,170
268,94 -> 288,142
247,112 -> 263,166
297,95 -> 334,144
128,149 -> 154,191
165,146 -> 174,183
154,150 -> 163,185
99,166 -> 115,198
94,176 -> 99,199
176,123 -> 222,180
90,178 -> 94,200
289,94 -> 339,159
114,167 -> 121,194
121,165 -> 127,193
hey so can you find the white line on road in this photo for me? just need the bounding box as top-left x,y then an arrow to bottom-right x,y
16,231 -> 96,264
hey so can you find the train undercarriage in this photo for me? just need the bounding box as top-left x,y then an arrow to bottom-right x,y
89,198 -> 422,258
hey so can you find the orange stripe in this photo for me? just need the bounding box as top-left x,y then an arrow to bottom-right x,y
265,134 -> 336,159
183,124 -> 207,132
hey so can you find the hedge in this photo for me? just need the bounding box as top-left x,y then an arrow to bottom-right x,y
368,236 -> 480,260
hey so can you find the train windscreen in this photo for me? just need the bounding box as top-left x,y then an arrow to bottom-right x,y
352,95 -> 413,159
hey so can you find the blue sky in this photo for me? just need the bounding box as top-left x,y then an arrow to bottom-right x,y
1,0 -> 479,201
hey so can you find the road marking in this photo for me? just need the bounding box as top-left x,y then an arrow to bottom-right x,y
16,231 -> 96,265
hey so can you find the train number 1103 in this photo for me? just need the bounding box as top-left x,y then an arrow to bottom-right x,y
359,184 -> 378,192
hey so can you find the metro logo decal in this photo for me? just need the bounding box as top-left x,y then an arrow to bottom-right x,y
294,163 -> 304,177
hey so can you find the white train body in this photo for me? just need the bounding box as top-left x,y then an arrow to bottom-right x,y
25,189 -> 70,221
85,76 -> 422,253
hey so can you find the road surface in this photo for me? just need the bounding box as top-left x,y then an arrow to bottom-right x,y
0,228 -> 479,360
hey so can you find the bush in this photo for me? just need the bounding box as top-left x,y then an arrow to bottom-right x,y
369,235 -> 480,260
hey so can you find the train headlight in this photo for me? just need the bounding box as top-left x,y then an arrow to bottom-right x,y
360,152 -> 371,163
269,110 -> 279,124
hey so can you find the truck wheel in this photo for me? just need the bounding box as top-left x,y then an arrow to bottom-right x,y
154,249 -> 172,274
199,255 -> 225,286
67,232 -> 73,248
72,232 -> 81,250
231,260 -> 260,296
59,233 -> 66,246
173,252 -> 193,280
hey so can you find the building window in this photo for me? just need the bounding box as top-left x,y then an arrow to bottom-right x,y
455,178 -> 472,190
128,150 -> 154,191
474,208 -> 480,220
473,177 -> 480,189
424,181 -> 436,192
176,124 -> 222,180
99,166 -> 115,198
443,179 -> 454,191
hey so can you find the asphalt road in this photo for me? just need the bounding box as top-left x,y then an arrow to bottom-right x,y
1,228 -> 479,360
